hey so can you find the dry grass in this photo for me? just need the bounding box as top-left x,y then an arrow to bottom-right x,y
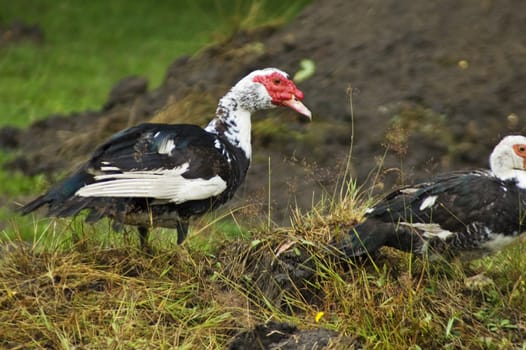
4,88 -> 525,348
2,186 -> 526,349
4,108 -> 525,348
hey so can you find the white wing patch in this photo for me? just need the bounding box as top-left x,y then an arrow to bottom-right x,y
481,233 -> 518,252
400,187 -> 419,194
76,162 -> 227,204
100,165 -> 120,172
419,195 -> 438,211
400,222 -> 455,240
157,138 -> 176,155
214,139 -> 222,149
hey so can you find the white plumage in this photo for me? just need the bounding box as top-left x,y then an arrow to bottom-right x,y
76,163 -> 227,204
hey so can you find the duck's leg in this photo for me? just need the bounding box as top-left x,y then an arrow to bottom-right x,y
176,220 -> 189,244
137,226 -> 149,249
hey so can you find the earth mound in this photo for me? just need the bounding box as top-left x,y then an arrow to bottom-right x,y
4,0 -> 526,220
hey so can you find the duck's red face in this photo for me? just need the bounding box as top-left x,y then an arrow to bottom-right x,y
253,71 -> 312,119
512,143 -> 526,169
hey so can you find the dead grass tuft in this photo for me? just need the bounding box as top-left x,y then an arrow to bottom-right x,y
2,186 -> 526,348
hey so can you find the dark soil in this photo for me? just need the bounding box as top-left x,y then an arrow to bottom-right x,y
0,20 -> 44,47
4,0 -> 526,223
228,321 -> 360,349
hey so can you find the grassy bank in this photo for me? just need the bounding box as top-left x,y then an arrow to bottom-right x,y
1,192 -> 525,348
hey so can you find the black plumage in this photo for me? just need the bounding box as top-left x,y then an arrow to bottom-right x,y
21,68 -> 312,246
335,135 -> 526,258
23,124 -> 246,244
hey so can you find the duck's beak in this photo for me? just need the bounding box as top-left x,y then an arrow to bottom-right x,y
282,97 -> 312,120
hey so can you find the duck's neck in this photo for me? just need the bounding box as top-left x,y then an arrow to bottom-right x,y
205,94 -> 252,160
490,150 -> 526,189
493,168 -> 526,189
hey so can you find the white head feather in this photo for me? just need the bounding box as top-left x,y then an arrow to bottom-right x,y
228,68 -> 289,112
205,68 -> 307,160
490,135 -> 526,189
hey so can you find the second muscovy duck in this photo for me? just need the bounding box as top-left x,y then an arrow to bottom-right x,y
334,135 -> 526,258
21,68 -> 312,246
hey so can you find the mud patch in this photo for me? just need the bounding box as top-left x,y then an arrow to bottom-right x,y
217,238 -> 322,311
228,321 -> 360,350
0,20 -> 44,47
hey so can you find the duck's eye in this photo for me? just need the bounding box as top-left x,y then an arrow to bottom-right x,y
513,144 -> 526,156
273,79 -> 281,85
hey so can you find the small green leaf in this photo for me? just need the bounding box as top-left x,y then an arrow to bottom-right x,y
293,59 -> 316,83
293,247 -> 301,256
446,317 -> 457,338
250,239 -> 262,248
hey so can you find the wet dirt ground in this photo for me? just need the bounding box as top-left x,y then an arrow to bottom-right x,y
4,0 -> 526,223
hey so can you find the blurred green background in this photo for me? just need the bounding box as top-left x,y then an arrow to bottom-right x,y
0,0 -> 310,127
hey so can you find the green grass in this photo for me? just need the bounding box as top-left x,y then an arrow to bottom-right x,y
1,191 -> 525,349
0,0 -> 310,127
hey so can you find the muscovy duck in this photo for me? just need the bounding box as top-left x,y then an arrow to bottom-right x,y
21,68 -> 312,246
335,135 -> 526,258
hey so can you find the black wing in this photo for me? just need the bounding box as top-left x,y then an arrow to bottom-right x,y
368,170 -> 525,233
22,123 -> 233,214
89,123 -> 220,174
335,171 -> 526,257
